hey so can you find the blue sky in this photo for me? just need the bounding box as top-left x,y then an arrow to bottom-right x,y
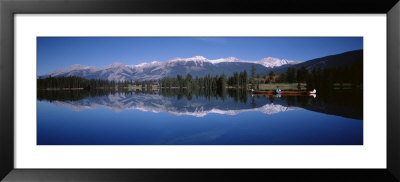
37,37 -> 363,75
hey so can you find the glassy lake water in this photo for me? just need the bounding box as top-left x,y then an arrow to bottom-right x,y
37,89 -> 363,145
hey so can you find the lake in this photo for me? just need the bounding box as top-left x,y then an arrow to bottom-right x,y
37,89 -> 363,145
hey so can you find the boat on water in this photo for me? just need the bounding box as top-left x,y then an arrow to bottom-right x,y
251,89 -> 317,96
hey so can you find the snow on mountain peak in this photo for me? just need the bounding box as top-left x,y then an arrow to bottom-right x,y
187,56 -> 207,61
169,56 -> 208,62
163,56 -> 297,68
105,62 -> 124,69
257,57 -> 297,67
131,61 -> 162,69
209,57 -> 240,64
49,64 -> 99,75
67,64 -> 98,70
207,56 -> 296,67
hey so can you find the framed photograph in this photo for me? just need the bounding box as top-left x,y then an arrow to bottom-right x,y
1,0 -> 399,181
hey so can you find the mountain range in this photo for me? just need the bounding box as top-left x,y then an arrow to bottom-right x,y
40,49 -> 363,81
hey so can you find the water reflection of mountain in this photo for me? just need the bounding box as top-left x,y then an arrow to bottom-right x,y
43,92 -> 299,117
38,89 -> 362,119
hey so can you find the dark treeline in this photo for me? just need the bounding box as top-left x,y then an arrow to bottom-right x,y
305,63 -> 363,91
37,70 -> 251,91
37,76 -> 157,90
37,76 -> 114,89
158,71 -> 250,103
158,62 -> 362,91
159,71 -> 249,90
266,62 -> 363,90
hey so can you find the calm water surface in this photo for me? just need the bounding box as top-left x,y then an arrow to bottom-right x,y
37,89 -> 363,145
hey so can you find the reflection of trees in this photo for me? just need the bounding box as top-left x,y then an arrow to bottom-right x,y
227,89 -> 248,104
268,96 -> 275,103
251,97 -> 257,108
37,89 -> 118,102
296,96 -> 310,107
38,88 -> 363,120
286,96 -> 296,106
158,87 -> 250,104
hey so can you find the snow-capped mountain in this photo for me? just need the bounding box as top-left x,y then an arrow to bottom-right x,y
41,56 -> 299,81
257,57 -> 298,67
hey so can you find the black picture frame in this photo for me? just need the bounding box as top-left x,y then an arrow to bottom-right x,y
1,0 -> 399,181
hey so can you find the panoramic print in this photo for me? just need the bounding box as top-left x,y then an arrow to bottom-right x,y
37,37 -> 363,145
